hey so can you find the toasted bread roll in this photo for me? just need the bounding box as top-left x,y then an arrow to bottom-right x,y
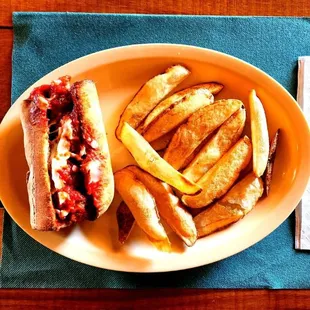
21,95 -> 58,231
20,77 -> 114,231
71,80 -> 114,217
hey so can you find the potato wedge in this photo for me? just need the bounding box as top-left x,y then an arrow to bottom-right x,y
116,65 -> 190,139
188,206 -> 208,217
114,168 -> 170,251
181,141 -> 206,170
150,130 -> 176,151
194,173 -> 264,237
137,83 -> 223,134
120,122 -> 201,195
219,173 -> 264,216
200,82 -> 224,95
141,85 -> 224,142
164,99 -> 244,170
195,205 -> 243,238
249,90 -> 269,177
264,129 -> 280,196
127,166 -> 197,246
183,108 -> 246,182
116,201 -> 135,244
142,91 -> 213,142
182,136 -> 252,208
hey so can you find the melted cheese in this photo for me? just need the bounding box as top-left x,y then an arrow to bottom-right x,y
58,191 -> 69,205
38,96 -> 49,109
90,140 -> 98,149
51,117 -> 73,189
50,117 -> 101,202
86,160 -> 101,183
55,209 -> 69,220
53,79 -> 61,85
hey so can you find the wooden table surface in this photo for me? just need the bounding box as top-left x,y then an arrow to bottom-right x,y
0,1 -> 310,309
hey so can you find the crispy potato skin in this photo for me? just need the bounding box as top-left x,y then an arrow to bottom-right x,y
194,173 -> 264,237
164,99 -> 244,170
150,129 -> 177,151
142,88 -> 214,142
182,136 -> 252,208
116,65 -> 190,139
114,168 -> 170,250
127,166 -> 197,246
137,82 -> 223,135
116,201 -> 135,244
264,129 -> 280,196
119,122 -> 201,195
249,90 -> 269,177
183,108 -> 246,182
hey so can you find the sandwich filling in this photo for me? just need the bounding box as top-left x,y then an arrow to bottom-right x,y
28,76 -> 101,225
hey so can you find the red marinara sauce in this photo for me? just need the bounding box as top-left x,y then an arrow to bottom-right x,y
60,186 -> 86,210
28,85 -> 50,126
81,152 -> 106,207
49,76 -> 72,112
27,76 -> 72,125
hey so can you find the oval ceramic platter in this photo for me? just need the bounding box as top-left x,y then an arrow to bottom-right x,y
0,44 -> 309,272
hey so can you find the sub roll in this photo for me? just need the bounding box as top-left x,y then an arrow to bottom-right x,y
20,76 -> 114,231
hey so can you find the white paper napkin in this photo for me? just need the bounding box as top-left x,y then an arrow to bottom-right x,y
295,56 -> 310,250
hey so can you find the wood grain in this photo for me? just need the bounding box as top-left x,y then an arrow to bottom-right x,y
1,0 -> 310,308
1,0 -> 310,27
0,289 -> 310,309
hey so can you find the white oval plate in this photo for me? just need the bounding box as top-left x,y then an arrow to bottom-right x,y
0,44 -> 309,272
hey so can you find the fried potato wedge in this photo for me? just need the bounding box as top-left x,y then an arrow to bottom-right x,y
116,201 -> 135,244
182,136 -> 252,208
194,173 -> 264,237
195,205 -> 243,238
141,85 -> 224,142
150,130 -> 176,151
201,82 -> 224,95
127,166 -> 197,246
114,168 -> 170,251
249,90 -> 269,177
137,83 -> 223,134
183,108 -> 246,182
120,122 -> 201,195
164,99 -> 244,170
188,206 -> 208,217
142,91 -> 213,142
116,65 -> 190,139
264,129 -> 280,196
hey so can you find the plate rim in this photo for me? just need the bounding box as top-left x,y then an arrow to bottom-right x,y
1,43 -> 310,272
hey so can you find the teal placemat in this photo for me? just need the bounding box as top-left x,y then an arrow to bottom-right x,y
1,12 -> 310,288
